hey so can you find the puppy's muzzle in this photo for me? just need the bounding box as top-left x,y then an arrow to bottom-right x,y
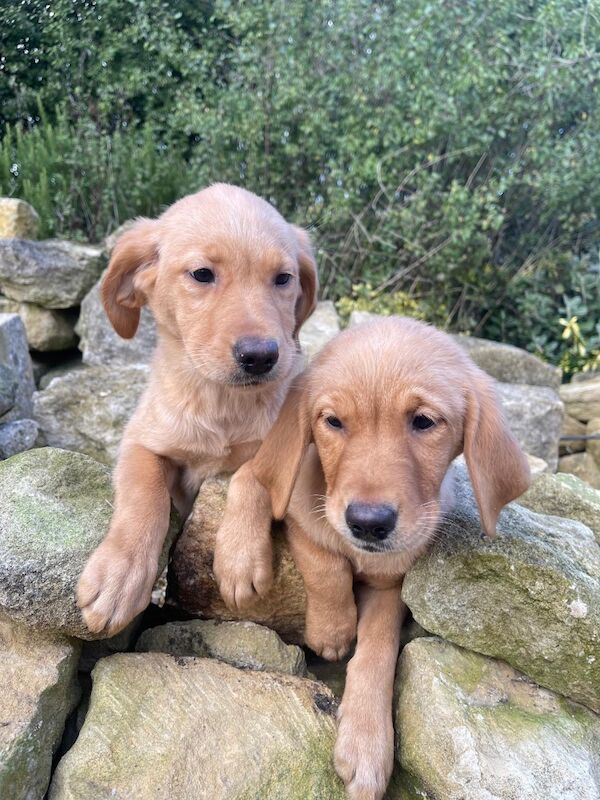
233,337 -> 279,377
345,502 -> 397,544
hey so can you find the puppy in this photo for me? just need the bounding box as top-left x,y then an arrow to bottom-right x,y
77,184 -> 317,636
215,317 -> 530,800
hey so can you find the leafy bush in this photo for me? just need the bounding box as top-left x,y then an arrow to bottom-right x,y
0,104 -> 188,239
1,0 -> 599,374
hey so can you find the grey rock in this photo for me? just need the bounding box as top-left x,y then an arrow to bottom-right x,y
0,418 -> 38,459
136,619 -> 307,676
34,364 -> 148,464
0,197 -> 39,239
299,301 -> 341,362
396,637 -> 600,800
558,451 -> 600,490
0,447 -> 178,640
49,654 -> 344,800
0,313 -> 35,422
76,274 -> 156,366
520,472 -> 600,543
496,382 -> 563,470
0,296 -> 77,351
38,358 -> 85,391
402,464 -> 600,713
560,414 -> 587,455
452,334 -> 561,389
0,240 -> 104,308
0,614 -> 80,800
560,377 -> 600,422
0,363 -> 17,416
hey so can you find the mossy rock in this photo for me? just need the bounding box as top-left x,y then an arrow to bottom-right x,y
396,637 -> 600,800
0,615 -> 80,800
0,447 -> 178,639
49,653 -> 346,800
403,465 -> 600,713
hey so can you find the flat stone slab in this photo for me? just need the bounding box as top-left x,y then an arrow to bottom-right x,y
0,615 -> 80,800
396,637 -> 600,800
0,240 -> 103,309
49,654 -> 345,800
560,377 -> 600,422
136,619 -> 307,675
0,297 -> 77,351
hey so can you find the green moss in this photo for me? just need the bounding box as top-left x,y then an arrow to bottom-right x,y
235,735 -> 346,800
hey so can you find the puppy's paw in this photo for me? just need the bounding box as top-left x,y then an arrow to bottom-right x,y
214,538 -> 274,613
77,538 -> 158,636
334,703 -> 394,800
305,600 -> 357,661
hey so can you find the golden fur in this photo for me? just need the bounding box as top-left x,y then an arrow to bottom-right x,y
77,183 -> 317,636
214,317 -> 530,800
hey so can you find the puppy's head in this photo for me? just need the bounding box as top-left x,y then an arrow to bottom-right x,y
102,184 -> 318,387
251,317 -> 530,554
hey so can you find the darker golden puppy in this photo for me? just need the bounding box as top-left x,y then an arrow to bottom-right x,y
77,183 -> 317,636
214,317 -> 530,800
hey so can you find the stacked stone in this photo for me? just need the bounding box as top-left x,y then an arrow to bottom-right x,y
0,198 -> 103,379
559,374 -> 600,488
0,313 -> 37,458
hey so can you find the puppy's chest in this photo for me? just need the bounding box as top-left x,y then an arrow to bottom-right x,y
151,395 -> 276,470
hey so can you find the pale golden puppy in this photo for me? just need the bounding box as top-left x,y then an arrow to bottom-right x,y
77,183 -> 317,636
214,317 -> 530,800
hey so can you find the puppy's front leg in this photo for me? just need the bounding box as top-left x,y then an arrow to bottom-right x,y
214,462 -> 275,612
77,442 -> 172,635
288,520 -> 357,660
334,582 -> 405,800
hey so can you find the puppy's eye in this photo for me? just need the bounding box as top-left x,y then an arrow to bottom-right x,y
190,268 -> 215,283
326,415 -> 343,430
412,414 -> 435,431
274,272 -> 292,286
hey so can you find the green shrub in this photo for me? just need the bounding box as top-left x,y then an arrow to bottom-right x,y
0,104 -> 188,239
1,0 -> 599,375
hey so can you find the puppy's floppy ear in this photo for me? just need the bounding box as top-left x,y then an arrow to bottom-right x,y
101,218 -> 160,339
291,225 -> 318,336
462,367 -> 530,537
250,375 -> 312,519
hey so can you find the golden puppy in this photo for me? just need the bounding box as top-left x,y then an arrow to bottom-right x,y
77,183 -> 317,636
214,317 -> 530,800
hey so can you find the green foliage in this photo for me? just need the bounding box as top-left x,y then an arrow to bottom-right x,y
1,0 -> 599,375
482,255 -> 600,375
336,283 -> 448,327
0,104 -> 188,238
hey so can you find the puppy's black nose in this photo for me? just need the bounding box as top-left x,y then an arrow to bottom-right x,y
233,337 -> 279,376
345,502 -> 397,542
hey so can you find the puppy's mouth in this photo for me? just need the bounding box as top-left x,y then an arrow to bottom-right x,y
351,540 -> 392,554
228,369 -> 280,388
